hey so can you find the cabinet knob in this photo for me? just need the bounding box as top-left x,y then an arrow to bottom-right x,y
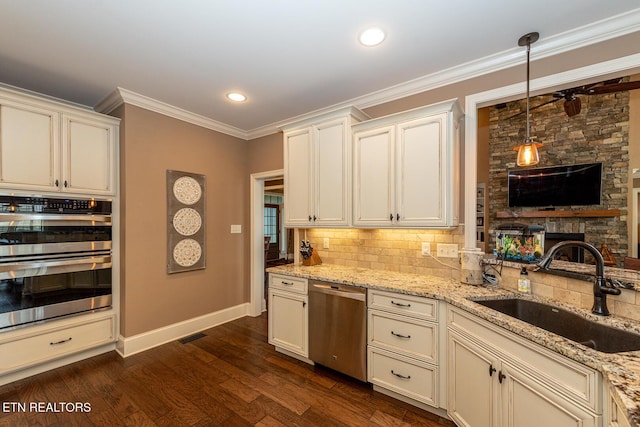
313,215 -> 316,221
489,365 -> 496,376
64,180 -> 68,188
390,214 -> 393,221
308,215 -> 312,222
396,213 -> 400,221
498,371 -> 506,383
55,179 -> 60,187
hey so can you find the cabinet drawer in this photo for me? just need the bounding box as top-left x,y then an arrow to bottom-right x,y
368,346 -> 438,407
270,274 -> 307,294
368,309 -> 437,363
0,315 -> 114,373
368,289 -> 437,321
448,306 -> 601,412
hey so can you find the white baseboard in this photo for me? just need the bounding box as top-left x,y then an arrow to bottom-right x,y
116,303 -> 250,357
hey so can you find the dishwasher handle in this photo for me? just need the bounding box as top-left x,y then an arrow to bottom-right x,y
310,283 -> 366,301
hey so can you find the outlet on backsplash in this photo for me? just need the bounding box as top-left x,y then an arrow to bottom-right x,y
437,243 -> 459,258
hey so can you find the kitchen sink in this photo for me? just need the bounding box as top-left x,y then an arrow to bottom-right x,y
472,298 -> 640,353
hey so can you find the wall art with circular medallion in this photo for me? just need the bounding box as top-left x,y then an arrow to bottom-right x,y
167,170 -> 206,273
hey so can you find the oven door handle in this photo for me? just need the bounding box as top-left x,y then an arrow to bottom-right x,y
0,213 -> 111,226
0,255 -> 112,280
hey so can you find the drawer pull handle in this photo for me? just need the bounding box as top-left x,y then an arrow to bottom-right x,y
50,337 -> 72,346
282,281 -> 294,286
391,370 -> 411,380
391,331 -> 411,339
391,300 -> 411,308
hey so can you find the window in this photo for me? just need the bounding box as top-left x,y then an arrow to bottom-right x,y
264,204 -> 278,245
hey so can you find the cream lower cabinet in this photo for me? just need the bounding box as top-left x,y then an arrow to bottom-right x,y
367,289 -> 441,408
268,274 -> 308,358
447,306 -> 601,427
605,378 -> 633,427
0,86 -> 118,196
0,313 -> 115,380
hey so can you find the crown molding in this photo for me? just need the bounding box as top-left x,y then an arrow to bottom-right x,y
95,88 -> 250,140
97,8 -> 640,141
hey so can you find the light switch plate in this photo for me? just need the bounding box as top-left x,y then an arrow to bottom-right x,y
230,224 -> 242,234
323,238 -> 330,249
437,243 -> 458,258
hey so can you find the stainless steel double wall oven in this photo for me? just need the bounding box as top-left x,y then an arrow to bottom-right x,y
0,195 -> 112,330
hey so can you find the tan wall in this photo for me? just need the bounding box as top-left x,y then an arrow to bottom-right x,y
120,105 -> 248,337
246,132 -> 283,174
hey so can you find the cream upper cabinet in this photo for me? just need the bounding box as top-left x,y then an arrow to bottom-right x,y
353,99 -> 462,228
0,100 -> 60,191
353,125 -> 395,226
283,107 -> 369,228
0,86 -> 119,196
62,113 -> 117,195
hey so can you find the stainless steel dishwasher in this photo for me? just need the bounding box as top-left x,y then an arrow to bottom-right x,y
308,280 -> 367,381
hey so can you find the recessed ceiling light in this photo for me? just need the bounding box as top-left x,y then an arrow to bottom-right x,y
226,92 -> 247,102
359,27 -> 385,47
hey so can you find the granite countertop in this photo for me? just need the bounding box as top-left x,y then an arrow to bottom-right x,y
267,263 -> 640,426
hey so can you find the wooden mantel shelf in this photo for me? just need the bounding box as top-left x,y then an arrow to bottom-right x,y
495,209 -> 621,219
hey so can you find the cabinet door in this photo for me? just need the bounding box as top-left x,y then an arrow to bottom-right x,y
314,118 -> 350,226
268,289 -> 308,357
448,330 -> 498,427
353,126 -> 394,227
500,361 -> 599,427
62,114 -> 116,195
284,128 -> 313,227
396,114 -> 447,226
0,102 -> 60,191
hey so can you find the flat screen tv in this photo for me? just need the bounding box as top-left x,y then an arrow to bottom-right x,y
508,162 -> 602,208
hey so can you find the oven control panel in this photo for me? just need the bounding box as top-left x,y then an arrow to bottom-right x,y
0,196 -> 112,214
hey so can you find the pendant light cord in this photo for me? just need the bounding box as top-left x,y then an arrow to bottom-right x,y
525,40 -> 531,142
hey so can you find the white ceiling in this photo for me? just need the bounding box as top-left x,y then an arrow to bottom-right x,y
1,1 -> 639,139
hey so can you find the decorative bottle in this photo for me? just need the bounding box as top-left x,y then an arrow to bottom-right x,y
517,267 -> 531,293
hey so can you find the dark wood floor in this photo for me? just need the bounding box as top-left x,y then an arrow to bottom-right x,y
0,313 -> 455,426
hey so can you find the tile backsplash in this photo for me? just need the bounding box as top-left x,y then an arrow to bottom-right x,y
302,227 -> 464,280
300,227 -> 640,321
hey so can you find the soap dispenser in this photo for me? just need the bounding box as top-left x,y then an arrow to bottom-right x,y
518,267 -> 531,293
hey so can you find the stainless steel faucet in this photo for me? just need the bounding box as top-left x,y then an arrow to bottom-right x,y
536,240 -> 621,316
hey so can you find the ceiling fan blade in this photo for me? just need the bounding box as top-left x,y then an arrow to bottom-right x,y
564,97 -> 581,117
586,81 -> 640,95
505,97 -> 562,120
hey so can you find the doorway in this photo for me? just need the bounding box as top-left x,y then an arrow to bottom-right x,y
249,169 -> 284,316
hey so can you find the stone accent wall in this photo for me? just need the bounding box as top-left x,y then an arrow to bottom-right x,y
488,88 -> 630,264
302,227 -> 463,280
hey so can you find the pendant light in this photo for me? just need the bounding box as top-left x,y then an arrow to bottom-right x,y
514,31 -> 542,167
